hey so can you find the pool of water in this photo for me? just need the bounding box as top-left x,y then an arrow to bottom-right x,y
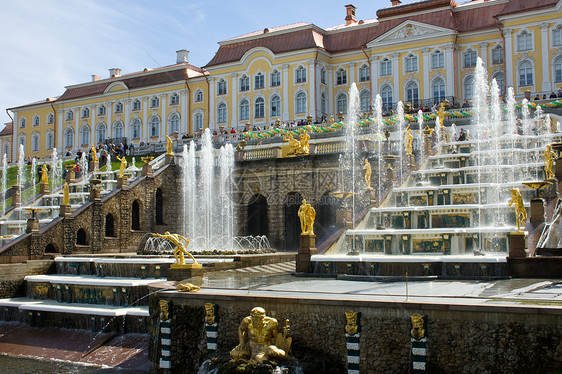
0,355 -> 145,373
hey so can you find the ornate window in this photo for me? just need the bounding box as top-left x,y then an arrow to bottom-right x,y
492,72 -> 505,96
380,58 -> 392,76
359,65 -> 370,82
336,68 -> 347,85
170,93 -> 179,105
115,102 -> 123,113
321,93 -> 327,115
194,113 -> 204,131
405,81 -> 419,106
271,95 -> 281,117
217,79 -> 227,95
517,30 -> 532,51
217,103 -> 227,123
150,97 -> 159,108
31,132 -> 40,152
64,127 -> 74,148
554,56 -> 562,82
239,100 -> 249,121
80,126 -> 90,145
131,118 -> 141,138
381,85 -> 393,110
47,113 -> 54,124
168,114 -> 179,134
46,131 -> 54,150
431,50 -> 444,69
271,70 -> 281,87
295,66 -> 306,83
463,49 -> 477,68
255,73 -> 264,89
492,45 -> 504,65
33,115 -> 40,127
133,99 -> 141,111
195,90 -> 204,102
66,110 -> 73,121
320,67 -> 326,84
254,97 -> 265,118
432,78 -> 446,102
295,92 -> 307,114
98,105 -> 106,116
464,76 -> 474,100
82,107 -> 89,118
554,25 -> 562,47
19,135 -> 26,149
405,54 -> 418,72
113,121 -> 124,139
336,93 -> 347,115
96,123 -> 106,143
149,116 -> 160,137
518,61 -> 533,86
240,75 -> 249,92
19,117 -> 26,128
360,90 -> 370,112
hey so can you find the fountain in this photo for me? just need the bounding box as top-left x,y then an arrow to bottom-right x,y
1,153 -> 7,212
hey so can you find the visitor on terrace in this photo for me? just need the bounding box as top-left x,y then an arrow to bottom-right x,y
550,92 -> 557,99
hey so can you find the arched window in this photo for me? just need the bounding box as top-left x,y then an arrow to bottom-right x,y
360,90 -> 370,112
295,92 -> 307,114
336,68 -> 347,85
156,188 -> 164,225
31,132 -> 40,152
255,97 -> 265,118
432,78 -> 446,102
336,93 -> 348,114
271,95 -> 281,117
150,97 -> 159,108
405,81 -> 419,106
359,65 -> 370,82
254,72 -> 264,89
239,100 -> 249,121
320,67 -> 327,84
64,127 -> 74,148
380,58 -> 392,76
464,76 -> 475,100
554,25 -> 562,47
518,61 -> 533,86
80,125 -> 90,145
464,49 -> 477,68
217,79 -> 227,95
66,110 -> 73,121
113,121 -> 124,139
405,54 -> 418,72
131,118 -> 141,138
114,102 -> 123,113
194,112 -> 204,131
271,70 -> 281,87
240,75 -> 249,92
33,115 -> 40,126
149,116 -> 160,137
46,131 -> 54,150
132,99 -> 141,111
76,228 -> 87,245
131,200 -> 141,230
217,103 -> 227,123
517,30 -> 532,52
19,117 -> 26,128
492,72 -> 505,96
295,66 -> 306,83
98,105 -> 106,116
3,142 -> 9,158
170,93 -> 179,105
554,56 -> 562,82
105,213 -> 115,237
492,45 -> 504,64
168,113 -> 179,134
381,85 -> 393,110
321,93 -> 327,115
247,194 -> 268,236
19,135 -> 25,149
82,107 -> 89,118
195,90 -> 203,102
47,113 -> 54,124
432,50 -> 444,69
96,123 -> 106,143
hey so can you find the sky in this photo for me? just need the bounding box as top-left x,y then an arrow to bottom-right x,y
0,0 -> 402,128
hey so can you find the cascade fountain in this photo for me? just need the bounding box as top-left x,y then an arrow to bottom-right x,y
374,94 -> 383,207
30,157 -> 36,196
17,145 -> 25,232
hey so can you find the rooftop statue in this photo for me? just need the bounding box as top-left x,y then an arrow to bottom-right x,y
230,307 -> 291,364
298,199 -> 315,235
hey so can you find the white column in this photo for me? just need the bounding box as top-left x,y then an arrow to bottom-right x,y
371,56 -> 379,102
107,103 -> 112,140
504,28 -> 514,89
282,64 -> 290,121
315,64 -> 322,119
208,77 -> 215,129
181,89 -> 188,135
90,105 -> 96,146
392,52 -> 400,102
349,63 -> 356,85
124,100 -> 131,140
541,23 -> 552,92
479,42 -> 488,68
444,43 -> 455,99
231,73 -> 238,128
161,94 -> 167,139
327,67 -> 334,116
422,48 -> 430,101
12,113 -> 18,161
74,107 -> 79,151
308,60 -> 316,118
143,98 -> 148,143
57,110 -> 64,153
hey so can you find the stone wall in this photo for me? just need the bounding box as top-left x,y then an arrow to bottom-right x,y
0,260 -> 54,298
149,292 -> 562,374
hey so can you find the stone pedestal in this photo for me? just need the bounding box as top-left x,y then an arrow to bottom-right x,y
555,157 -> 562,181
39,182 -> 50,195
65,170 -> 75,184
167,265 -> 204,281
409,154 -> 416,170
89,160 -> 99,172
142,164 -> 153,177
508,231 -> 528,258
59,204 -> 72,218
11,186 -> 21,208
530,198 -> 545,223
117,176 -> 128,189
26,218 -> 39,233
296,234 -> 317,273
165,154 -> 175,165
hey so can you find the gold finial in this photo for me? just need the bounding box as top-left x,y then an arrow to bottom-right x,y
298,199 -> 316,235
345,310 -> 359,336
508,188 -> 527,232
410,314 -> 425,340
204,303 -> 215,324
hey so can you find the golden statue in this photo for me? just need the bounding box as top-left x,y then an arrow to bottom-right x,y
176,282 -> 200,292
116,155 -> 127,178
405,127 -> 414,156
508,188 -> 527,232
91,145 -> 98,162
363,159 -> 373,190
345,310 -> 359,336
62,182 -> 70,206
297,131 -> 310,155
424,125 -> 434,138
283,132 -> 300,155
152,232 -> 201,268
40,164 -> 49,185
159,300 -> 169,320
410,314 -> 425,340
274,319 -> 292,355
204,303 -> 216,325
543,144 -> 556,180
298,199 -> 316,235
165,135 -> 174,155
236,139 -> 247,151
230,307 -> 290,364
437,102 -> 446,128
283,131 -> 310,156
141,156 -> 154,164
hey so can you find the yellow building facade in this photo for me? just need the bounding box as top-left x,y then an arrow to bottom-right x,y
7,0 -> 562,161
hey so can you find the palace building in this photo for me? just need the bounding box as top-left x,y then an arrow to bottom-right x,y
7,0 -> 562,160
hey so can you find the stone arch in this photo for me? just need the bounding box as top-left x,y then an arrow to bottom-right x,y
284,192 -> 303,251
156,188 -> 164,225
105,213 -> 115,237
316,191 -> 340,241
247,194 -> 268,237
44,243 -> 59,254
132,199 -> 141,231
76,228 -> 88,245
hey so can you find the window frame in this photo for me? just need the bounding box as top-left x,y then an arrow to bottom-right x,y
381,85 -> 393,110
517,30 -> 533,52
380,58 -> 392,76
360,90 -> 370,112
270,95 -> 281,118
518,61 -> 534,86
295,92 -> 307,114
336,93 -> 348,115
217,79 -> 227,95
217,103 -> 227,123
132,99 -> 141,111
96,123 -> 107,143
254,73 -> 265,89
149,97 -> 159,109
170,93 -> 179,105
80,125 -> 90,146
492,45 -> 504,65
240,75 -> 250,92
239,99 -> 250,121
431,50 -> 444,69
405,54 -> 418,73
131,118 -> 141,138
168,114 -> 179,134
270,70 -> 281,87
359,65 -> 370,82
149,116 -> 160,137
336,68 -> 347,85
98,105 -> 106,116
432,78 -> 446,102
463,49 -> 477,68
295,66 -> 307,84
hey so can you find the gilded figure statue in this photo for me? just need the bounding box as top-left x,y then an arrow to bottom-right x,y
274,319 -> 292,355
230,307 -> 290,364
152,232 -> 200,267
297,131 -> 310,155
410,314 -> 425,340
424,125 -> 434,138
204,303 -> 216,324
508,188 -> 527,232
405,127 -> 414,156
298,199 -> 316,235
159,299 -> 169,320
283,131 -> 310,156
116,155 -> 127,178
543,144 -> 556,180
62,182 -> 70,206
40,164 -> 49,185
165,135 -> 174,155
363,159 -> 373,190
91,145 -> 98,162
176,282 -> 200,292
437,102 -> 446,129
345,310 -> 359,336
